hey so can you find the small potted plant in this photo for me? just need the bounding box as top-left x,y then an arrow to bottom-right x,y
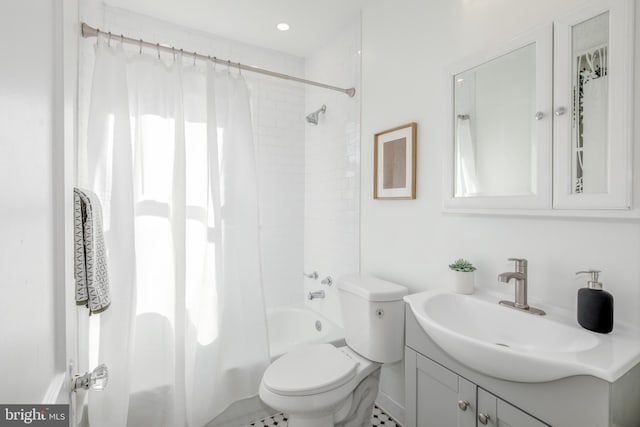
449,258 -> 476,294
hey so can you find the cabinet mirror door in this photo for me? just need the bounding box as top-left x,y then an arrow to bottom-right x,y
445,25 -> 552,210
553,0 -> 634,209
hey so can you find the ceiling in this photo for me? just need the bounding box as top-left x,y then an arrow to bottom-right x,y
104,0 -> 365,57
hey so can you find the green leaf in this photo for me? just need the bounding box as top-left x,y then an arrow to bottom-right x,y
448,258 -> 476,272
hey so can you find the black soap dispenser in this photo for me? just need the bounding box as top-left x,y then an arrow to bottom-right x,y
577,270 -> 613,334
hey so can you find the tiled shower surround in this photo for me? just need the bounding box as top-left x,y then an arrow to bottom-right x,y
79,5 -> 363,427
303,21 -> 361,325
84,6 -> 362,317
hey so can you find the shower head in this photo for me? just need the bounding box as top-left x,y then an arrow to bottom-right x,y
305,104 -> 326,125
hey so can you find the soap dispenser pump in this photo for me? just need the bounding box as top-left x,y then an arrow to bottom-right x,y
577,270 -> 613,334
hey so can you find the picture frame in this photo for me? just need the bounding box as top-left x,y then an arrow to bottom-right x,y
373,122 -> 417,199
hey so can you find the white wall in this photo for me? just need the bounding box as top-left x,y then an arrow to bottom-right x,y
78,4 -> 306,310
361,0 -> 640,418
303,21 -> 362,325
0,1 -> 60,403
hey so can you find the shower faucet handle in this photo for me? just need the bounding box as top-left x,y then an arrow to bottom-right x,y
321,276 -> 333,286
303,271 -> 319,280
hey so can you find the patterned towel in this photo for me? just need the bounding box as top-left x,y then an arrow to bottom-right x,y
74,188 -> 111,314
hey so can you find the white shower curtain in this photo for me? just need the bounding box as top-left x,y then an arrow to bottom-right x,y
81,41 -> 270,427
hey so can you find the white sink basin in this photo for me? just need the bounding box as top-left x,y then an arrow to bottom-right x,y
404,290 -> 640,383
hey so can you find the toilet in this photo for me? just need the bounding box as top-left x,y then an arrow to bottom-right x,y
258,274 -> 408,427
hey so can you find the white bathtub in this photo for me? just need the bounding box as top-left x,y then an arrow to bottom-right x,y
266,305 -> 345,359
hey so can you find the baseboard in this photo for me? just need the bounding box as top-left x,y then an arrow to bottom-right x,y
375,391 -> 405,426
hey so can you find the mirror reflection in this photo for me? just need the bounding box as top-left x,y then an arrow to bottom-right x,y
572,12 -> 609,194
454,44 -> 537,197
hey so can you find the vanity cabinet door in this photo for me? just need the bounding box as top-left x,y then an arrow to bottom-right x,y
415,353 -> 475,427
477,388 -> 550,427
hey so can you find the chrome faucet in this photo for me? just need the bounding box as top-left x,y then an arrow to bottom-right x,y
308,290 -> 325,300
498,258 -> 545,315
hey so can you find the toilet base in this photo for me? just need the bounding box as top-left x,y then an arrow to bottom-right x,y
285,369 -> 380,427
335,369 -> 379,427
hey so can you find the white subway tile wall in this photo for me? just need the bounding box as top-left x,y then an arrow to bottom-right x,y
304,20 -> 362,326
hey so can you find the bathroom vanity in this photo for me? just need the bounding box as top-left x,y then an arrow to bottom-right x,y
404,301 -> 640,426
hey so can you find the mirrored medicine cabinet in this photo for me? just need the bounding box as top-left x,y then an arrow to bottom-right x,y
443,0 -> 634,215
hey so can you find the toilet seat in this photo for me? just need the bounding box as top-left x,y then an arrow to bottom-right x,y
262,343 -> 358,396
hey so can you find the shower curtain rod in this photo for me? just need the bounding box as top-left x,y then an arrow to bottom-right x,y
81,23 -> 356,98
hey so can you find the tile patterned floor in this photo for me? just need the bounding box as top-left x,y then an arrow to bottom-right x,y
248,412 -> 287,427
370,405 -> 401,427
248,404 -> 401,427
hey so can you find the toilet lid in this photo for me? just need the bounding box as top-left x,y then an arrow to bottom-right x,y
262,344 -> 358,396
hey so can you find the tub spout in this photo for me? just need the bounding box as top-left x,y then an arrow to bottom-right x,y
308,290 -> 325,300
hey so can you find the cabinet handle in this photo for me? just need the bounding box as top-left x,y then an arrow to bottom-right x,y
457,400 -> 470,411
534,111 -> 544,121
554,107 -> 566,116
478,413 -> 491,425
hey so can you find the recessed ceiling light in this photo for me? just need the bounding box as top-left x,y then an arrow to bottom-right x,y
277,22 -> 290,31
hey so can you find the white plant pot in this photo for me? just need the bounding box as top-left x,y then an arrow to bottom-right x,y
452,271 -> 475,294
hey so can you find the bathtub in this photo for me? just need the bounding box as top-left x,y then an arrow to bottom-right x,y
266,305 -> 345,359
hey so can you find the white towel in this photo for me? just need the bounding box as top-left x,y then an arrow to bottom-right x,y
74,187 -> 111,314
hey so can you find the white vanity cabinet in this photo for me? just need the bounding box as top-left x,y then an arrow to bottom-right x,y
414,351 -> 475,426
405,307 -> 640,427
411,349 -> 548,427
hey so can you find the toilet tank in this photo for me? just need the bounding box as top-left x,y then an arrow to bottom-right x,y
337,274 -> 408,363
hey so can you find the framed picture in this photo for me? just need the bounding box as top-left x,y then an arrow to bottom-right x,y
374,122 -> 417,199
